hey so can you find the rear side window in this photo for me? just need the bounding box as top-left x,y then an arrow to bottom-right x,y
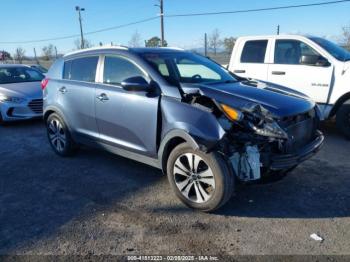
103,56 -> 146,85
63,56 -> 98,82
240,40 -> 268,63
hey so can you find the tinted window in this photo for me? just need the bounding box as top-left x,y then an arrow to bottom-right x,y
0,67 -> 44,84
274,40 -> 320,65
241,40 -> 268,63
103,56 -> 145,85
309,37 -> 350,61
63,56 -> 98,82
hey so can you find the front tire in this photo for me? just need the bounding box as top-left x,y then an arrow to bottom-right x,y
46,113 -> 76,156
336,101 -> 350,139
166,143 -> 234,212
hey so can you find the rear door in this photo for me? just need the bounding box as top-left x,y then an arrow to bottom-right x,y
94,55 -> 159,156
268,39 -> 333,103
230,39 -> 270,81
58,56 -> 99,138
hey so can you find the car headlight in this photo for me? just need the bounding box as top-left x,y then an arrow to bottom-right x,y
0,94 -> 26,104
248,121 -> 288,139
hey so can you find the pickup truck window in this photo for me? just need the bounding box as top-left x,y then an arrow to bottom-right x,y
309,37 -> 350,61
240,40 -> 268,63
274,40 -> 320,65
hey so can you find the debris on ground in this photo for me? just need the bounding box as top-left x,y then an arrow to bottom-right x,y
310,233 -> 324,242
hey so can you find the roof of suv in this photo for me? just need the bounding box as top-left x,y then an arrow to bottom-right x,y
64,46 -> 185,58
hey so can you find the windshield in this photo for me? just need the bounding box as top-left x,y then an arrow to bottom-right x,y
309,37 -> 350,61
0,67 -> 44,84
140,52 -> 237,85
31,65 -> 48,73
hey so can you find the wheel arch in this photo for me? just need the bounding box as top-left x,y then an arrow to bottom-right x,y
158,130 -> 200,174
329,92 -> 350,117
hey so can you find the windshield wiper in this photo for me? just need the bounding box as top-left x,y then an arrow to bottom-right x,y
207,79 -> 238,85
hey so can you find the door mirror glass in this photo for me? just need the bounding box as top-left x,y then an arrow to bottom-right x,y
300,55 -> 330,67
121,76 -> 151,91
300,55 -> 319,65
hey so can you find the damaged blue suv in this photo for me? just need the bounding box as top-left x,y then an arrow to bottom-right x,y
43,47 -> 324,211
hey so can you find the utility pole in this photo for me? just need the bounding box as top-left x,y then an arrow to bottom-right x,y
54,46 -> 58,59
277,25 -> 280,35
204,33 -> 208,57
33,48 -> 38,64
155,0 -> 165,47
75,6 -> 85,49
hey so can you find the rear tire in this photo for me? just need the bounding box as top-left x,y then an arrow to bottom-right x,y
336,101 -> 350,139
166,143 -> 234,212
46,113 -> 76,156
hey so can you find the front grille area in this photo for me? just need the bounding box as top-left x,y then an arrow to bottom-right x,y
278,109 -> 316,153
28,99 -> 43,114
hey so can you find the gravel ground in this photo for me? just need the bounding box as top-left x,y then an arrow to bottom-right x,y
0,120 -> 349,257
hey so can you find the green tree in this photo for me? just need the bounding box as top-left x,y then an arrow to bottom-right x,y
223,37 -> 236,53
0,51 -> 12,60
145,36 -> 167,47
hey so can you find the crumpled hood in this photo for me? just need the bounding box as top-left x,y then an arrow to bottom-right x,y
0,81 -> 42,100
181,80 -> 315,118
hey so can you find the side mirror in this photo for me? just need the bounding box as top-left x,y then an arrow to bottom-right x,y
121,76 -> 151,92
300,55 -> 330,67
316,56 -> 331,67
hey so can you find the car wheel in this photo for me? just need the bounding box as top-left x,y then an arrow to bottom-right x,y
46,113 -> 76,156
336,101 -> 350,139
166,143 -> 234,212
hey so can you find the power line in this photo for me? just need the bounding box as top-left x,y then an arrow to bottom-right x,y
165,0 -> 350,17
0,0 -> 349,45
0,16 -> 158,44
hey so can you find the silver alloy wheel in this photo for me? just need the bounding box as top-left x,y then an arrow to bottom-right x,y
48,118 -> 66,152
173,153 -> 215,203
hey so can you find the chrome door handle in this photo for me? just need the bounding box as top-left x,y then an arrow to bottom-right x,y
234,69 -> 246,73
97,93 -> 109,102
59,86 -> 67,94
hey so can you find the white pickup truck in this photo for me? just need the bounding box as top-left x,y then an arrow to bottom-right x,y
228,35 -> 350,138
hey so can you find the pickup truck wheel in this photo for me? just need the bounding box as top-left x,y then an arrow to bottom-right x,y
46,113 -> 77,156
336,102 -> 350,139
166,143 -> 234,212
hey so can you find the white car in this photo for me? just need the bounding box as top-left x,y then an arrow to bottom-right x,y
0,64 -> 44,123
228,35 -> 350,138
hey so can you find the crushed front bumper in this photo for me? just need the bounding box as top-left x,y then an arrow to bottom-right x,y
270,130 -> 324,170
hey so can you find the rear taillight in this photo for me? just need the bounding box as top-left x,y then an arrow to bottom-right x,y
41,78 -> 49,90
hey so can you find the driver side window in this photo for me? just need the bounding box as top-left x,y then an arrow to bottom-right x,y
103,56 -> 146,86
274,40 -> 322,66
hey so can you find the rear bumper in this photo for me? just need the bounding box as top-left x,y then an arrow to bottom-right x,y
270,130 -> 324,170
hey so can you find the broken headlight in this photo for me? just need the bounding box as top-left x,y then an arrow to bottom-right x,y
248,121 -> 288,139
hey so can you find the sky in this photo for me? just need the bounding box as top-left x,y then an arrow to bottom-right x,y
0,0 -> 349,56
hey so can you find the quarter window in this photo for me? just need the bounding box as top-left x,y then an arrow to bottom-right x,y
103,56 -> 146,85
274,40 -> 320,65
240,40 -> 268,63
63,56 -> 98,82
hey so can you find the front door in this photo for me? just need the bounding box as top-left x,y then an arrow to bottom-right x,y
95,55 -> 159,156
268,39 -> 333,103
